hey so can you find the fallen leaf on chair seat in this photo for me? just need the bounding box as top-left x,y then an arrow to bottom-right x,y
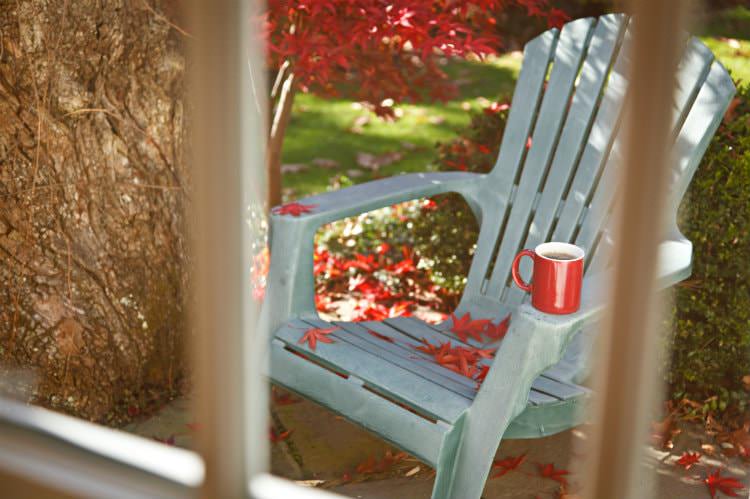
416,339 -> 495,379
675,451 -> 701,470
491,453 -> 526,478
272,202 -> 317,217
704,468 -> 744,498
368,330 -> 395,343
537,463 -> 570,487
298,326 -> 338,350
484,314 -> 511,341
474,364 -> 490,389
449,312 -> 491,342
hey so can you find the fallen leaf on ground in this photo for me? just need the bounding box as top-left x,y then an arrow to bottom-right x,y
273,202 -> 317,217
538,463 -> 570,488
153,434 -> 176,446
355,450 -> 407,475
311,158 -> 339,169
491,453 -> 526,478
675,451 -> 701,470
281,163 -> 308,174
356,151 -> 403,171
298,326 -> 338,350
405,466 -> 420,477
704,468 -> 744,498
349,114 -> 371,133
269,427 -> 293,443
650,415 -> 679,449
272,387 -> 301,406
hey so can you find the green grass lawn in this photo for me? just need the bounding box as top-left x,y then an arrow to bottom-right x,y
282,7 -> 750,199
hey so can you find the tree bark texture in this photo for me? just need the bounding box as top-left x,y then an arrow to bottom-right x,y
0,0 -> 189,423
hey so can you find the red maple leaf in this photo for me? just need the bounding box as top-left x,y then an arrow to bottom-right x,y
272,387 -> 301,406
474,364 -> 490,389
269,427 -> 293,443
491,453 -> 526,478
704,469 -> 744,498
356,455 -> 378,474
449,312 -> 491,342
675,451 -> 701,470
484,314 -> 511,341
298,326 -> 338,350
415,339 -> 495,379
368,330 -> 395,343
272,202 -> 317,216
153,434 -> 176,446
538,463 -> 570,488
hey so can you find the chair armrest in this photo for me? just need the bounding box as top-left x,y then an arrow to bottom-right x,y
259,172 -> 486,339
271,171 -> 486,230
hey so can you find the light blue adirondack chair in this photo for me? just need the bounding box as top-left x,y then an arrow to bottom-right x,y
259,14 -> 735,499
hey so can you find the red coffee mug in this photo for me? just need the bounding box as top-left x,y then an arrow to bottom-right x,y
511,242 -> 584,314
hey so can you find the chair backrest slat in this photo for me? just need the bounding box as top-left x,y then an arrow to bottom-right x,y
463,28 -> 560,298
668,61 -> 736,218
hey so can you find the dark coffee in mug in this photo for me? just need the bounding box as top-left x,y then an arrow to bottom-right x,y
541,252 -> 576,261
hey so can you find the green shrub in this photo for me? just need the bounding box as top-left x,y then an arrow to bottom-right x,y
669,83 -> 750,417
410,104 -> 509,293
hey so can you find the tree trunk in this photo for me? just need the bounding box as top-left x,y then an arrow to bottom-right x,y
0,0 -> 190,423
267,71 -> 295,207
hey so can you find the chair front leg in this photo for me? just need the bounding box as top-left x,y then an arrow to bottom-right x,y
258,219 -> 318,344
437,314 -> 577,499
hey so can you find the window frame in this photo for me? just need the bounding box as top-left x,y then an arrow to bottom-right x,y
0,1 -> 690,498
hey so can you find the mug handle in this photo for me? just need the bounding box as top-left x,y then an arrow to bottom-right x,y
511,249 -> 535,292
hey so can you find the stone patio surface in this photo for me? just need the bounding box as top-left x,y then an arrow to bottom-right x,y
126,393 -> 749,499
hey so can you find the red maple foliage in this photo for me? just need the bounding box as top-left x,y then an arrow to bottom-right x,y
266,0 -> 566,116
263,0 -> 568,204
491,453 -> 527,478
704,468 -> 744,498
675,451 -> 701,470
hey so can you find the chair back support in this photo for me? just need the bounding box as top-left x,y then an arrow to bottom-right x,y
463,14 -> 735,306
